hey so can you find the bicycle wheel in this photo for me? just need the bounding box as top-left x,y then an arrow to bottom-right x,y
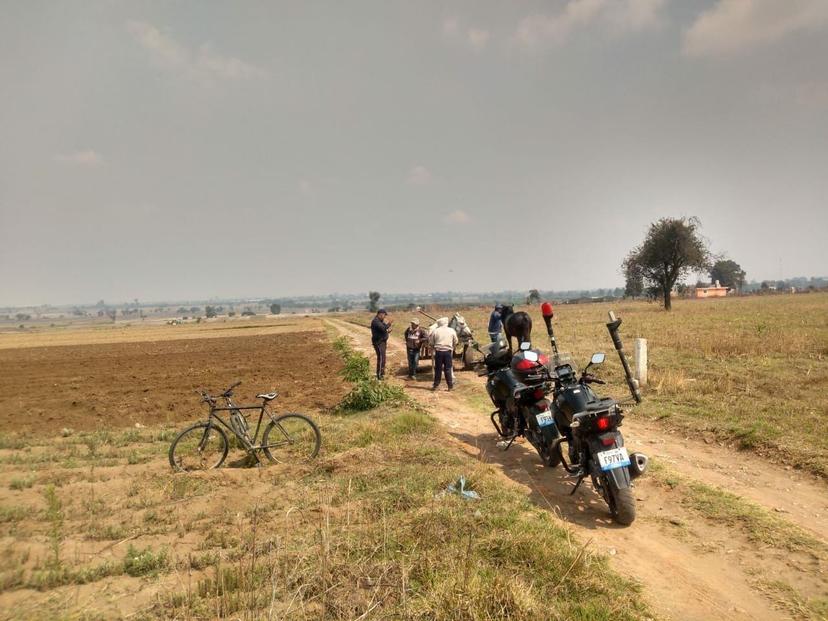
169,422 -> 229,472
262,413 -> 321,463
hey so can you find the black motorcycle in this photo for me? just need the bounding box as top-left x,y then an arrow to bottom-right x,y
477,337 -> 562,469
539,302 -> 648,525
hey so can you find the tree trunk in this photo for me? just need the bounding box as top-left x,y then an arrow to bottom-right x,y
663,285 -> 672,311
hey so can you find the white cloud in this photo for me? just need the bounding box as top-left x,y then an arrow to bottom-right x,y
607,0 -> 666,32
55,150 -> 103,167
127,20 -> 266,82
442,17 -> 459,37
406,165 -> 432,186
444,210 -> 471,224
467,28 -> 491,52
683,0 -> 828,57
514,0 -> 664,50
442,17 -> 490,52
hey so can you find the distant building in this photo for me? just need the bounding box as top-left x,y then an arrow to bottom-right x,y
695,280 -> 730,298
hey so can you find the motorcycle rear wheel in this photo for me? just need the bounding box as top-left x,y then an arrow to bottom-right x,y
605,476 -> 636,525
540,442 -> 562,468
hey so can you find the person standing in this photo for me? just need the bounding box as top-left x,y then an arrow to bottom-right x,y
403,318 -> 427,379
488,304 -> 504,343
370,309 -> 392,380
429,317 -> 458,391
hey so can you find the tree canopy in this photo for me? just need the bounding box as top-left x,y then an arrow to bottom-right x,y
622,217 -> 710,310
710,259 -> 746,291
368,291 -> 381,312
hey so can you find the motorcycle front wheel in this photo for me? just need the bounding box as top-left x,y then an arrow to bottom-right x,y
603,475 -> 636,525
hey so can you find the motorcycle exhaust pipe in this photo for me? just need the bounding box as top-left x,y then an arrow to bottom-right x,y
629,452 -> 648,479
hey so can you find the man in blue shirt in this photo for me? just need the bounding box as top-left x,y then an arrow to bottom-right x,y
488,304 -> 503,343
370,309 -> 392,379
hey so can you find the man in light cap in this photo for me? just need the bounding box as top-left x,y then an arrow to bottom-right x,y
429,317 -> 458,391
403,317 -> 427,379
370,308 -> 392,380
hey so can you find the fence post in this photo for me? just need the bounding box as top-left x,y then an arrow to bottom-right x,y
634,338 -> 648,387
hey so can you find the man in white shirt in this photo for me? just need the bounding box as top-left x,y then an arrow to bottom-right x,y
429,317 -> 458,391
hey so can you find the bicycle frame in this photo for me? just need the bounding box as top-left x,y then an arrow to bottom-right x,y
206,398 -> 277,449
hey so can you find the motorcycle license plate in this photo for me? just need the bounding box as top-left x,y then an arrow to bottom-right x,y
597,447 -> 631,471
535,413 -> 554,427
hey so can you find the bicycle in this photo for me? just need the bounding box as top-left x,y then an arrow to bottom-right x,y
169,381 -> 321,472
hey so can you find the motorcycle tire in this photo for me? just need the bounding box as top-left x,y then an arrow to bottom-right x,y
605,476 -> 636,525
540,442 -> 562,468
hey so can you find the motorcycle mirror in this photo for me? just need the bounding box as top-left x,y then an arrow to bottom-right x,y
590,352 -> 606,365
540,302 -> 554,318
519,341 -> 532,351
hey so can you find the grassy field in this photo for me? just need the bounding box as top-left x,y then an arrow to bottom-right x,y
0,325 -> 652,620
355,293 -> 828,477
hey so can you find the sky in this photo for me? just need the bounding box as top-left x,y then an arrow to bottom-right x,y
1,0 -> 827,306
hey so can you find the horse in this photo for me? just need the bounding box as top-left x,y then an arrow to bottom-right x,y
501,305 -> 532,353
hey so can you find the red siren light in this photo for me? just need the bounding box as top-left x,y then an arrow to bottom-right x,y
541,302 -> 554,318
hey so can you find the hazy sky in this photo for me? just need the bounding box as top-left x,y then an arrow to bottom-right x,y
2,1 -> 827,306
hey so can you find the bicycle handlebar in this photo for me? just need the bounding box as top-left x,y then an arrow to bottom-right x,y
196,380 -> 241,403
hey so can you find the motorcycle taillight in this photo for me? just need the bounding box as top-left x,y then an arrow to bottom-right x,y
536,399 -> 549,412
533,388 -> 545,400
596,416 -> 611,431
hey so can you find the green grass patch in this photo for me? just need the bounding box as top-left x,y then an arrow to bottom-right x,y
123,544 -> 169,577
331,334 -> 415,412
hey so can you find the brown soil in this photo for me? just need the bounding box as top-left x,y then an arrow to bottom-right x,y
0,330 -> 345,435
328,317 -> 828,621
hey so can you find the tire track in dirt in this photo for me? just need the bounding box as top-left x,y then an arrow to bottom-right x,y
327,318 -> 827,621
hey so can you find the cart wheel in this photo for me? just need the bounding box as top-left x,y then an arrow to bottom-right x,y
462,344 -> 476,368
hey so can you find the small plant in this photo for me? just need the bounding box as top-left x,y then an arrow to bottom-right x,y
123,544 -> 168,577
9,475 -> 36,490
43,485 -> 63,568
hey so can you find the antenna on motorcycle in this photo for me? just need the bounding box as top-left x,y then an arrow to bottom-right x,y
540,302 -> 559,356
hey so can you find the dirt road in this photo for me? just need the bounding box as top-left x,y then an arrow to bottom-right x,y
328,318 -> 827,621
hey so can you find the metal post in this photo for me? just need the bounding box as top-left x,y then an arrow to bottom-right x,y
606,311 -> 642,404
634,338 -> 648,387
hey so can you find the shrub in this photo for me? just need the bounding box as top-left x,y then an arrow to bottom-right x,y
338,378 -> 409,412
342,353 -> 371,383
123,545 -> 168,577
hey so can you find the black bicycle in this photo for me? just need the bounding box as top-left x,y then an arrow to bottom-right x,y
169,381 -> 321,472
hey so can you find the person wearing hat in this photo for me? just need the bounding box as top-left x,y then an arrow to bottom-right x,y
429,317 -> 458,391
370,308 -> 393,380
403,317 -> 427,379
488,304 -> 504,343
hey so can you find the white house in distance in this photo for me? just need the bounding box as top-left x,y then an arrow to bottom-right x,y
695,280 -> 730,298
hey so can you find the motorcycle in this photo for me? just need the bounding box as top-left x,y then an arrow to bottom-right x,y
476,337 -> 562,469
539,302 -> 648,525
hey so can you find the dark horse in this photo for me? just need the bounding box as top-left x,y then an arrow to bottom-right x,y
501,305 -> 532,352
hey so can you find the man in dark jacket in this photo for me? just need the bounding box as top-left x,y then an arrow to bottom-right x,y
370,309 -> 392,379
488,304 -> 503,342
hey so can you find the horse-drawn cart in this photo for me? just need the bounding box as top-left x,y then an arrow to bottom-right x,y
417,309 -> 479,369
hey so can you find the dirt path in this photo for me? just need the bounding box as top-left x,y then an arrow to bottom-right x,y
327,318 -> 827,621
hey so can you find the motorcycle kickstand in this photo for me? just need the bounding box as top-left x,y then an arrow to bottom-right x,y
569,473 -> 587,496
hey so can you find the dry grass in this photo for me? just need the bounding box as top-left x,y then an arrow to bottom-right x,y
348,293 -> 828,476
0,410 -> 652,620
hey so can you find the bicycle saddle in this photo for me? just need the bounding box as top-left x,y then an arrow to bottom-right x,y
256,392 -> 278,401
